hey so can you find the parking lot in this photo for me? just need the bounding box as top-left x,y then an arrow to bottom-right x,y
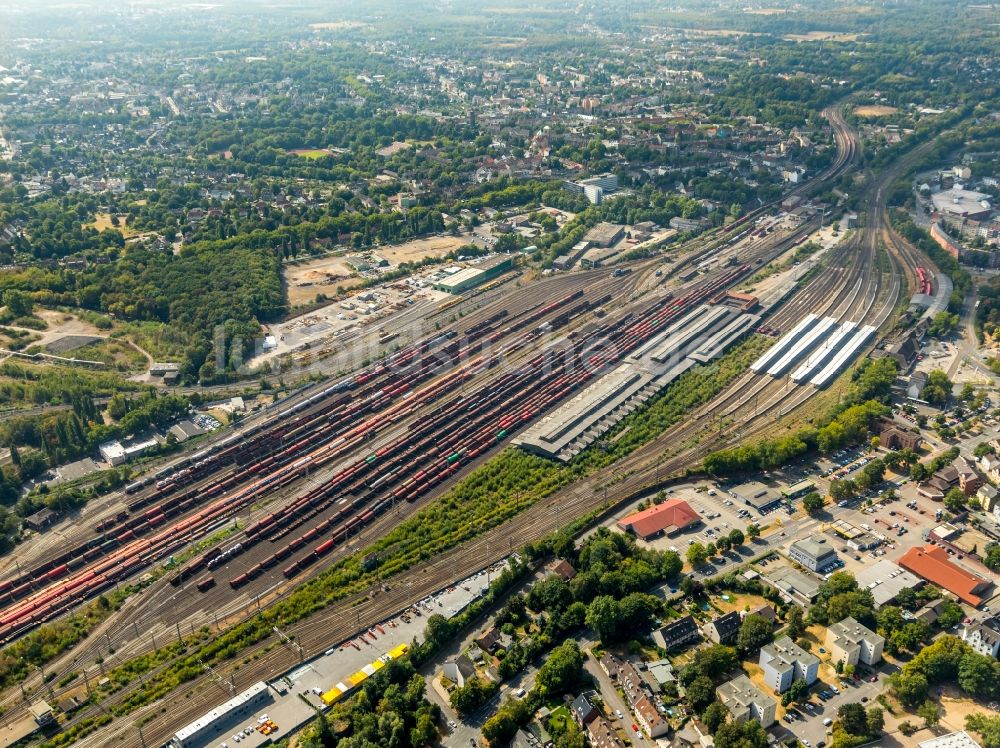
773,666 -> 893,748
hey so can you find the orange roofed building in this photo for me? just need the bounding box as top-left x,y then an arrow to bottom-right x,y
617,499 -> 701,541
898,545 -> 992,607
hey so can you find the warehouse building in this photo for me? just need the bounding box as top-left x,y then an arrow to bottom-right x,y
583,222 -> 626,248
854,559 -> 923,609
931,187 -> 992,221
170,681 -> 273,748
731,481 -> 783,514
433,255 -> 514,293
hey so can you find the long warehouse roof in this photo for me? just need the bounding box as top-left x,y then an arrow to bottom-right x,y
766,316 -> 837,377
810,326 -> 876,387
790,321 -> 857,382
750,314 -> 818,372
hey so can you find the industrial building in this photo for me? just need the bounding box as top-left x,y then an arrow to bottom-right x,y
716,674 -> 776,728
583,222 -> 626,248
854,559 -> 923,609
170,681 -> 273,748
433,255 -> 514,293
517,298 -> 759,461
761,565 -> 822,606
931,187 -> 993,221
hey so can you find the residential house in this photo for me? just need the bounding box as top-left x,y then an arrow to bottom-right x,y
442,655 -> 476,688
633,695 -> 669,738
651,615 -> 700,651
705,611 -> 742,645
717,674 -> 777,728
545,559 -> 577,582
587,717 -> 627,748
978,453 -> 1000,486
600,653 -> 648,706
475,626 -> 513,654
759,636 -> 819,693
570,694 -> 598,726
826,617 -> 885,668
955,457 -> 983,495
962,616 -> 1000,658
744,604 -> 777,624
978,484 -> 999,513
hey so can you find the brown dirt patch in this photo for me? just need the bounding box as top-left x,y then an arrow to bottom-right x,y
283,256 -> 365,306
377,236 -> 467,265
854,105 -> 899,117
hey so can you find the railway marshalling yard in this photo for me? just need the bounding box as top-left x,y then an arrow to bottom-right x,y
0,111 -> 947,748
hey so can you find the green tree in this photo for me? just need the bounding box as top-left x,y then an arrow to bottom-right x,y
838,702 -> 868,736
866,706 -> 885,737
802,492 -> 825,515
686,675 -> 716,712
702,702 -> 729,734
736,614 -> 773,657
746,524 -> 760,540
536,640 -> 583,697
785,606 -> 806,641
2,290 -> 33,317
890,670 -> 929,707
728,529 -> 745,547
586,596 -> 621,645
687,542 -> 709,568
967,713 -> 1000,748
917,700 -> 940,727
714,719 -> 768,748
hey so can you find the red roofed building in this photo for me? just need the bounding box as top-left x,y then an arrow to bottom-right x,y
617,499 -> 701,540
898,545 -> 992,608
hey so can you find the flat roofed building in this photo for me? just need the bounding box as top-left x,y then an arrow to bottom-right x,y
918,731 -> 984,748
931,187 -> 992,221
583,222 -> 625,248
855,559 -> 923,609
898,545 -> 992,607
761,565 -> 822,607
716,674 -> 776,728
826,617 -> 885,667
170,681 -> 272,748
759,636 -> 819,693
787,534 -> 838,573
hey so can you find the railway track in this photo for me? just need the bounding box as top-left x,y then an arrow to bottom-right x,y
5,103 -> 873,748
